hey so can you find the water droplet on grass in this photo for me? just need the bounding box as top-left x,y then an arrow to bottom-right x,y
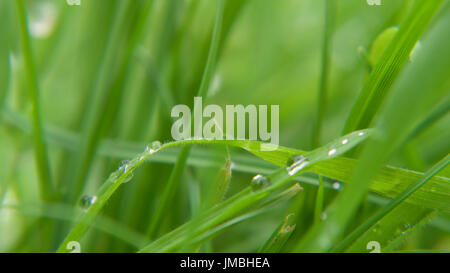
251,174 -> 270,191
341,139 -> 349,145
332,182 -> 341,190
79,195 -> 97,210
145,141 -> 162,154
328,148 -> 337,156
286,155 -> 310,176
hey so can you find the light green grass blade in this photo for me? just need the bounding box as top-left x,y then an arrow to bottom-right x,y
15,0 -> 53,201
311,0 -> 334,148
343,0 -> 444,134
145,0 -> 226,239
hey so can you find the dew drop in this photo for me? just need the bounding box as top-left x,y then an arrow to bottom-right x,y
332,182 -> 341,190
286,155 -> 310,176
79,195 -> 97,210
320,212 -> 328,221
341,139 -> 349,145
358,132 -> 365,136
251,174 -> 270,191
328,148 -> 337,156
151,140 -> 162,150
145,141 -> 162,154
120,160 -> 129,173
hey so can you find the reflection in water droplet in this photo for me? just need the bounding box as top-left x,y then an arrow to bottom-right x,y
79,195 -> 97,210
332,182 -> 341,190
342,139 -> 349,145
145,141 -> 162,155
121,160 -> 129,173
151,141 -> 162,150
358,132 -> 365,136
251,174 -> 270,191
286,155 -> 310,176
328,148 -> 337,156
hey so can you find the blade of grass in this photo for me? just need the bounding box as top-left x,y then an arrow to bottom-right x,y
295,11 -> 450,252
5,107 -> 449,212
145,0 -> 226,239
2,203 -> 150,250
343,0 -> 444,134
15,0 -> 53,201
259,214 -> 296,253
332,154 -> 449,252
311,0 -> 334,148
139,130 -> 370,252
57,129 -> 370,252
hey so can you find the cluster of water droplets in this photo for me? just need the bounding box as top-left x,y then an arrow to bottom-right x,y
250,174 -> 271,191
286,155 -> 311,176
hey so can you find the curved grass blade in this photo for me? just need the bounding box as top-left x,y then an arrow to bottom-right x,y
5,107 -> 449,212
57,129 -> 370,252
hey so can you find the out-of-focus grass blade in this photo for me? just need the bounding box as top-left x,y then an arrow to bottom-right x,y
145,0 -> 226,239
259,214 -> 296,253
343,0 -> 444,134
295,11 -> 450,252
15,0 -> 54,201
2,203 -> 150,250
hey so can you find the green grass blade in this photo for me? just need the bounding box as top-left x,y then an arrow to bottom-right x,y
333,154 -> 449,252
4,107 -> 448,212
343,0 -> 444,134
57,129 -> 370,252
311,0 -> 334,148
295,11 -> 450,252
145,0 -> 226,237
15,0 -> 53,201
259,214 -> 296,253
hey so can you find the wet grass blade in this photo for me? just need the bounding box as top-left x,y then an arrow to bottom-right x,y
57,129 -> 370,252
333,154 -> 449,252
